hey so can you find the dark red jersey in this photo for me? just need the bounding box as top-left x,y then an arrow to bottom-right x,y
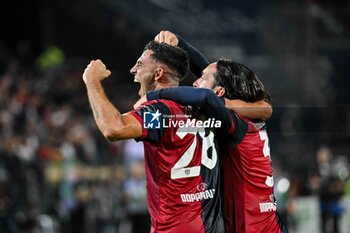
221,111 -> 287,233
144,87 -> 288,233
129,99 -> 224,233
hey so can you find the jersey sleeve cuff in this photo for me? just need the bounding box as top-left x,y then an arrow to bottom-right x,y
128,110 -> 148,141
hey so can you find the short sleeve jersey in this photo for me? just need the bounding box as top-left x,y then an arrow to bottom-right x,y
129,99 -> 224,233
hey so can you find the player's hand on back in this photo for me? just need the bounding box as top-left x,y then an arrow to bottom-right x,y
83,59 -> 111,84
154,30 -> 179,46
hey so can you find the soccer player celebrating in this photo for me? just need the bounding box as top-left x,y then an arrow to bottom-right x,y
83,41 -> 225,233
144,31 -> 289,233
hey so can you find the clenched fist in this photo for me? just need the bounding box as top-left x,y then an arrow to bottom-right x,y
154,30 -> 179,46
83,59 -> 111,84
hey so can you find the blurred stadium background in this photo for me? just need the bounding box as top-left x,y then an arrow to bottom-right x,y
0,0 -> 350,232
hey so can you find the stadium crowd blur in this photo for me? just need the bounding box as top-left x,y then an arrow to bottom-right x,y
1,0 -> 350,233
0,42 -> 150,232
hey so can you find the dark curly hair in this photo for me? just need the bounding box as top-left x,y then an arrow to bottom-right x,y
144,41 -> 189,81
215,59 -> 270,102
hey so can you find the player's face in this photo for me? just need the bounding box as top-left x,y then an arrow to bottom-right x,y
193,63 -> 217,89
130,49 -> 158,96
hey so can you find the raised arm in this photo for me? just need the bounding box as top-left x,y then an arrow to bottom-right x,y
155,30 -> 210,78
225,99 -> 273,121
83,59 -> 142,141
154,31 -> 272,121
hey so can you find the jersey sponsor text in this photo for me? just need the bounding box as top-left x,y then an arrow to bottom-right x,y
259,202 -> 277,213
180,189 -> 216,202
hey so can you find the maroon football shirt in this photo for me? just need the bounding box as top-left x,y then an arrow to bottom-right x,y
220,111 -> 286,233
129,99 -> 224,233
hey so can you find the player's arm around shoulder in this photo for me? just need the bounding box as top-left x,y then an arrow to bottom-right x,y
225,99 -> 273,121
83,59 -> 143,141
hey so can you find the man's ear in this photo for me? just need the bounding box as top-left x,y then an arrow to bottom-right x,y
154,67 -> 164,81
214,86 -> 225,97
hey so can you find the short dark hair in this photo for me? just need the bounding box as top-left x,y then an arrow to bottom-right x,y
144,41 -> 189,81
215,59 -> 270,102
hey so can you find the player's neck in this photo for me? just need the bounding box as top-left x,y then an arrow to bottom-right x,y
154,80 -> 179,90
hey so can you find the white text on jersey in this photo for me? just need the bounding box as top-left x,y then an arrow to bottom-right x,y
180,189 -> 216,202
